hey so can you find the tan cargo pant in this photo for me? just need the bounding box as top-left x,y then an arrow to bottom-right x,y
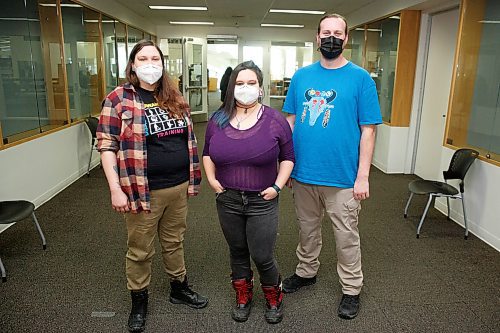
292,179 -> 363,295
124,181 -> 188,291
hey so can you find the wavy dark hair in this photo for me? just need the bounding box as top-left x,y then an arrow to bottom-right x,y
126,40 -> 188,118
211,60 -> 263,127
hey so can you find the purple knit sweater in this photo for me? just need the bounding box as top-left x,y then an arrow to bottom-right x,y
203,105 -> 294,191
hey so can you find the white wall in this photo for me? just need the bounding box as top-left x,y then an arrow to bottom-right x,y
373,124 -> 410,174
0,124 -> 99,208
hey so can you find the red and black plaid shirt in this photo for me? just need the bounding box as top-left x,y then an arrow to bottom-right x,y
97,83 -> 201,213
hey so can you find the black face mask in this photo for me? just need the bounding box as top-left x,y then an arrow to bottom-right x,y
319,36 -> 344,60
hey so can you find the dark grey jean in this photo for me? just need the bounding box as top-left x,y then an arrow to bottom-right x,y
216,189 -> 280,285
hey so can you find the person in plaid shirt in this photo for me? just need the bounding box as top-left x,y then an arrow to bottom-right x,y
97,40 -> 207,333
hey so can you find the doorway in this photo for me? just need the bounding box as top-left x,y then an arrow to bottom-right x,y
207,39 -> 238,114
414,8 -> 459,180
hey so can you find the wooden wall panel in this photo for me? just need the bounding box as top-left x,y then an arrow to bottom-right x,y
390,10 -> 421,127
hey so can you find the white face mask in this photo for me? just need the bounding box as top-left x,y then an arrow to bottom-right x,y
134,63 -> 163,85
234,84 -> 260,105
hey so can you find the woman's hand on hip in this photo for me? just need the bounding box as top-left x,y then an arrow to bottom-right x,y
110,188 -> 130,212
209,179 -> 225,194
261,187 -> 279,200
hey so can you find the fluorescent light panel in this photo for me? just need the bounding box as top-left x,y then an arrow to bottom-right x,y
261,23 -> 304,28
149,5 -> 207,11
170,21 -> 214,25
270,9 -> 325,15
479,20 -> 500,23
39,3 -> 82,7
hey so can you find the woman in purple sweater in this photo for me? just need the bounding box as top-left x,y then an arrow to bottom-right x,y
203,61 -> 294,324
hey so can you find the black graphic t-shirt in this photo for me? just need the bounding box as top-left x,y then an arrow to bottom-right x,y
136,86 -> 189,190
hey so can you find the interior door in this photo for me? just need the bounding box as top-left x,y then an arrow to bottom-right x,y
239,41 -> 270,106
183,37 -> 208,121
414,8 -> 459,180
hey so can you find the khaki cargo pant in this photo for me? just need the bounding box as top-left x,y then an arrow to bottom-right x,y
292,179 -> 363,295
124,181 -> 188,291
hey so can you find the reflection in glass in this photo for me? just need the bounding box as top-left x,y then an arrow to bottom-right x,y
102,16 -> 117,94
61,1 -> 104,120
365,15 -> 400,122
447,0 -> 500,162
345,28 -> 365,66
115,22 -> 127,85
127,26 -> 143,56
0,0 -> 66,144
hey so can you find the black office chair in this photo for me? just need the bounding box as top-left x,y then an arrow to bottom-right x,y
0,201 -> 47,282
404,148 -> 479,239
85,117 -> 99,177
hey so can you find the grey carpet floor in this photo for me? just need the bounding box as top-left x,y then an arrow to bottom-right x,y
1,123 -> 499,333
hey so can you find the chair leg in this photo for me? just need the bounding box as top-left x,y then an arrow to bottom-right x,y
417,195 -> 434,238
404,193 -> 414,218
87,144 -> 93,177
0,256 -> 6,282
446,197 -> 451,220
31,212 -> 47,250
460,193 -> 469,240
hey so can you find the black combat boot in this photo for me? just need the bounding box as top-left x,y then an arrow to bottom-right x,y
128,289 -> 148,332
169,276 -> 209,309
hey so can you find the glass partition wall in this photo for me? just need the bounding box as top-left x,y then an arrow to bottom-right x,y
446,0 -> 500,163
61,2 -> 104,119
344,12 -> 418,126
0,0 -> 155,147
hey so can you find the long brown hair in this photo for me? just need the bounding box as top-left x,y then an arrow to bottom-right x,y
126,40 -> 188,118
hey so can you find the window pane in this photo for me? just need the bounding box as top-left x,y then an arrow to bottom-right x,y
166,39 -> 183,92
447,0 -> 500,162
102,15 -> 117,94
115,21 -> 127,85
127,26 -> 143,55
365,16 -> 400,123
345,28 -> 365,66
0,0 -> 65,144
242,46 -> 263,69
61,1 -> 104,120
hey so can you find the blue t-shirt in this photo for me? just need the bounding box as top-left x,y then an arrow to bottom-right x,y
283,61 -> 382,188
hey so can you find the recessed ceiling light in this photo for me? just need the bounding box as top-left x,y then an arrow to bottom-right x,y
169,21 -> 214,25
269,9 -> 325,15
261,23 -> 304,28
149,5 -> 207,11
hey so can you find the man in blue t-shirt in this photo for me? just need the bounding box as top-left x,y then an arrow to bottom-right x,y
282,13 -> 382,320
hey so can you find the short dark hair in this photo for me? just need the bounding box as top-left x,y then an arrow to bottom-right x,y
317,13 -> 348,36
211,60 -> 263,127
